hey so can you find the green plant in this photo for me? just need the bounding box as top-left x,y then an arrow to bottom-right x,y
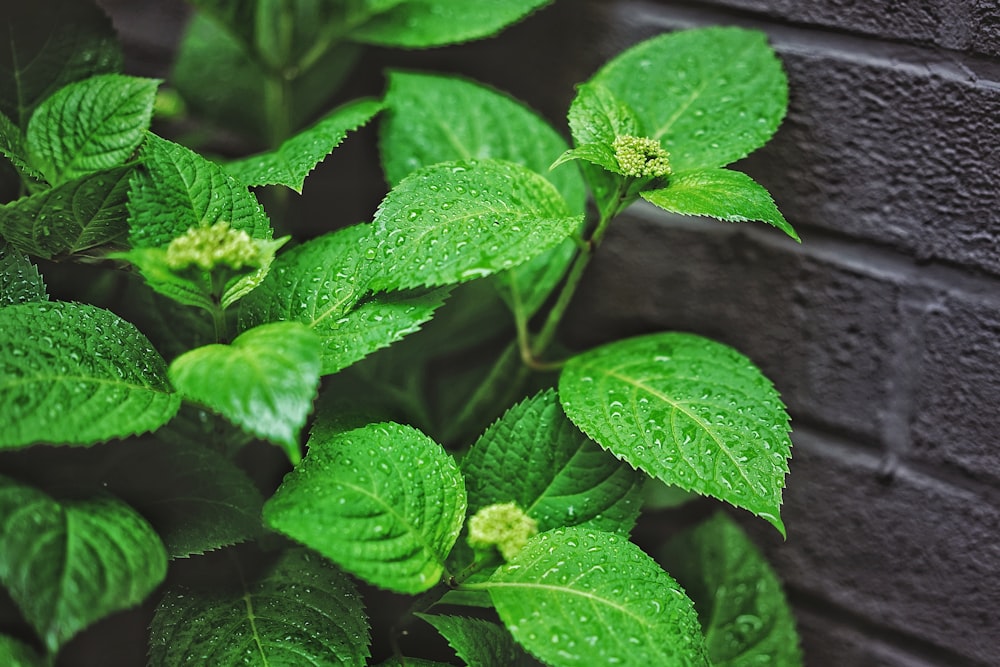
0,1 -> 803,665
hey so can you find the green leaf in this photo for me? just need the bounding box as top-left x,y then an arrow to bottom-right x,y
0,164 -> 133,259
226,98 -> 383,192
0,0 -> 122,128
0,110 -> 43,183
642,168 -> 798,241
168,321 -> 322,463
127,132 -> 272,249
149,548 -> 371,666
105,439 -> 264,559
26,74 -> 158,186
558,333 -> 792,536
0,239 -> 47,306
0,301 -> 181,448
418,614 -> 536,667
364,158 -> 582,291
661,514 -> 803,667
264,422 -> 467,593
351,0 -> 554,47
0,475 -> 167,653
590,27 -> 787,171
566,82 -> 641,149
486,527 -> 710,667
550,142 -> 621,175
0,634 -> 45,667
463,390 -> 642,535
376,659 -> 451,667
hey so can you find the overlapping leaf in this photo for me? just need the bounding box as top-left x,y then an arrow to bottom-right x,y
0,111 -> 42,183
463,390 -> 642,535
0,239 -> 46,306
558,332 -> 791,535
0,475 -> 167,653
486,527 -> 710,666
0,301 -> 180,448
418,614 -> 536,667
264,422 -> 466,593
0,634 -> 44,667
149,549 -> 370,666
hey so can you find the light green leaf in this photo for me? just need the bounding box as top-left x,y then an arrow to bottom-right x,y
0,475 -> 168,653
0,301 -> 180,448
365,159 -> 581,291
0,164 -> 133,259
550,142 -> 621,174
558,333 -> 791,536
566,81 -> 641,149
26,74 -> 158,186
168,321 -> 322,463
226,98 -> 383,192
0,0 -> 122,127
463,390 -> 642,535
591,27 -> 787,171
149,548 -> 370,666
661,513 -> 803,667
486,527 -> 710,666
418,614 -> 536,667
351,0 -> 554,47
642,168 -> 798,241
127,132 -> 272,249
0,239 -> 47,306
264,422 -> 467,593
0,110 -> 43,183
0,634 -> 45,667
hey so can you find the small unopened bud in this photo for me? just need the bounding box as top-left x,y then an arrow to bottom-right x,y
166,222 -> 262,271
467,502 -> 538,561
612,134 -> 671,178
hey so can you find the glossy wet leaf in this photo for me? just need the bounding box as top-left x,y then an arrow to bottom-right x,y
0,301 -> 180,448
364,159 -> 581,291
642,168 -> 798,241
226,98 -> 383,192
558,333 -> 791,536
149,548 -> 370,666
0,165 -> 132,259
168,321 -> 321,464
26,74 -> 158,185
486,527 -> 709,666
0,475 -> 167,653
351,0 -> 554,47
0,239 -> 47,306
660,513 -> 803,667
418,614 -> 536,667
590,27 -> 787,171
264,422 -> 466,593
0,634 -> 45,667
127,132 -> 272,249
463,389 -> 642,535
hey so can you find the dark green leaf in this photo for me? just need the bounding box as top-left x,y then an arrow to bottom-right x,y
0,110 -> 43,183
642,168 -> 798,241
375,658 -> 452,667
0,475 -> 167,653
149,548 -> 370,666
264,422 -> 466,593
486,527 -> 710,666
0,239 -> 47,306
660,514 -> 803,667
418,614 -> 536,667
0,301 -> 180,448
0,634 -> 45,667
558,333 -> 792,536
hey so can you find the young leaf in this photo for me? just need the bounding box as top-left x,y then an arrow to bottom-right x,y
0,164 -> 133,259
0,239 -> 47,306
226,98 -> 383,192
485,527 -> 710,667
26,74 -> 158,186
364,159 -> 582,291
463,389 -> 643,535
0,634 -> 45,667
149,548 -> 371,666
0,475 -> 168,654
0,301 -> 181,449
0,110 -> 43,183
264,422 -> 467,593
418,614 -> 536,667
127,132 -> 272,249
660,513 -> 803,667
590,27 -> 787,171
350,0 -> 554,47
168,321 -> 322,463
641,168 -> 799,241
558,332 -> 792,536
566,82 -> 641,150
0,0 -> 122,127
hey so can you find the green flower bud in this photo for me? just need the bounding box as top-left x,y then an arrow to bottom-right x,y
612,134 -> 671,178
467,502 -> 538,561
165,222 -> 262,272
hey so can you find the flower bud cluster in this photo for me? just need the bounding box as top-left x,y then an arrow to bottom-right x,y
612,134 -> 671,178
467,502 -> 538,561
166,222 -> 262,271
